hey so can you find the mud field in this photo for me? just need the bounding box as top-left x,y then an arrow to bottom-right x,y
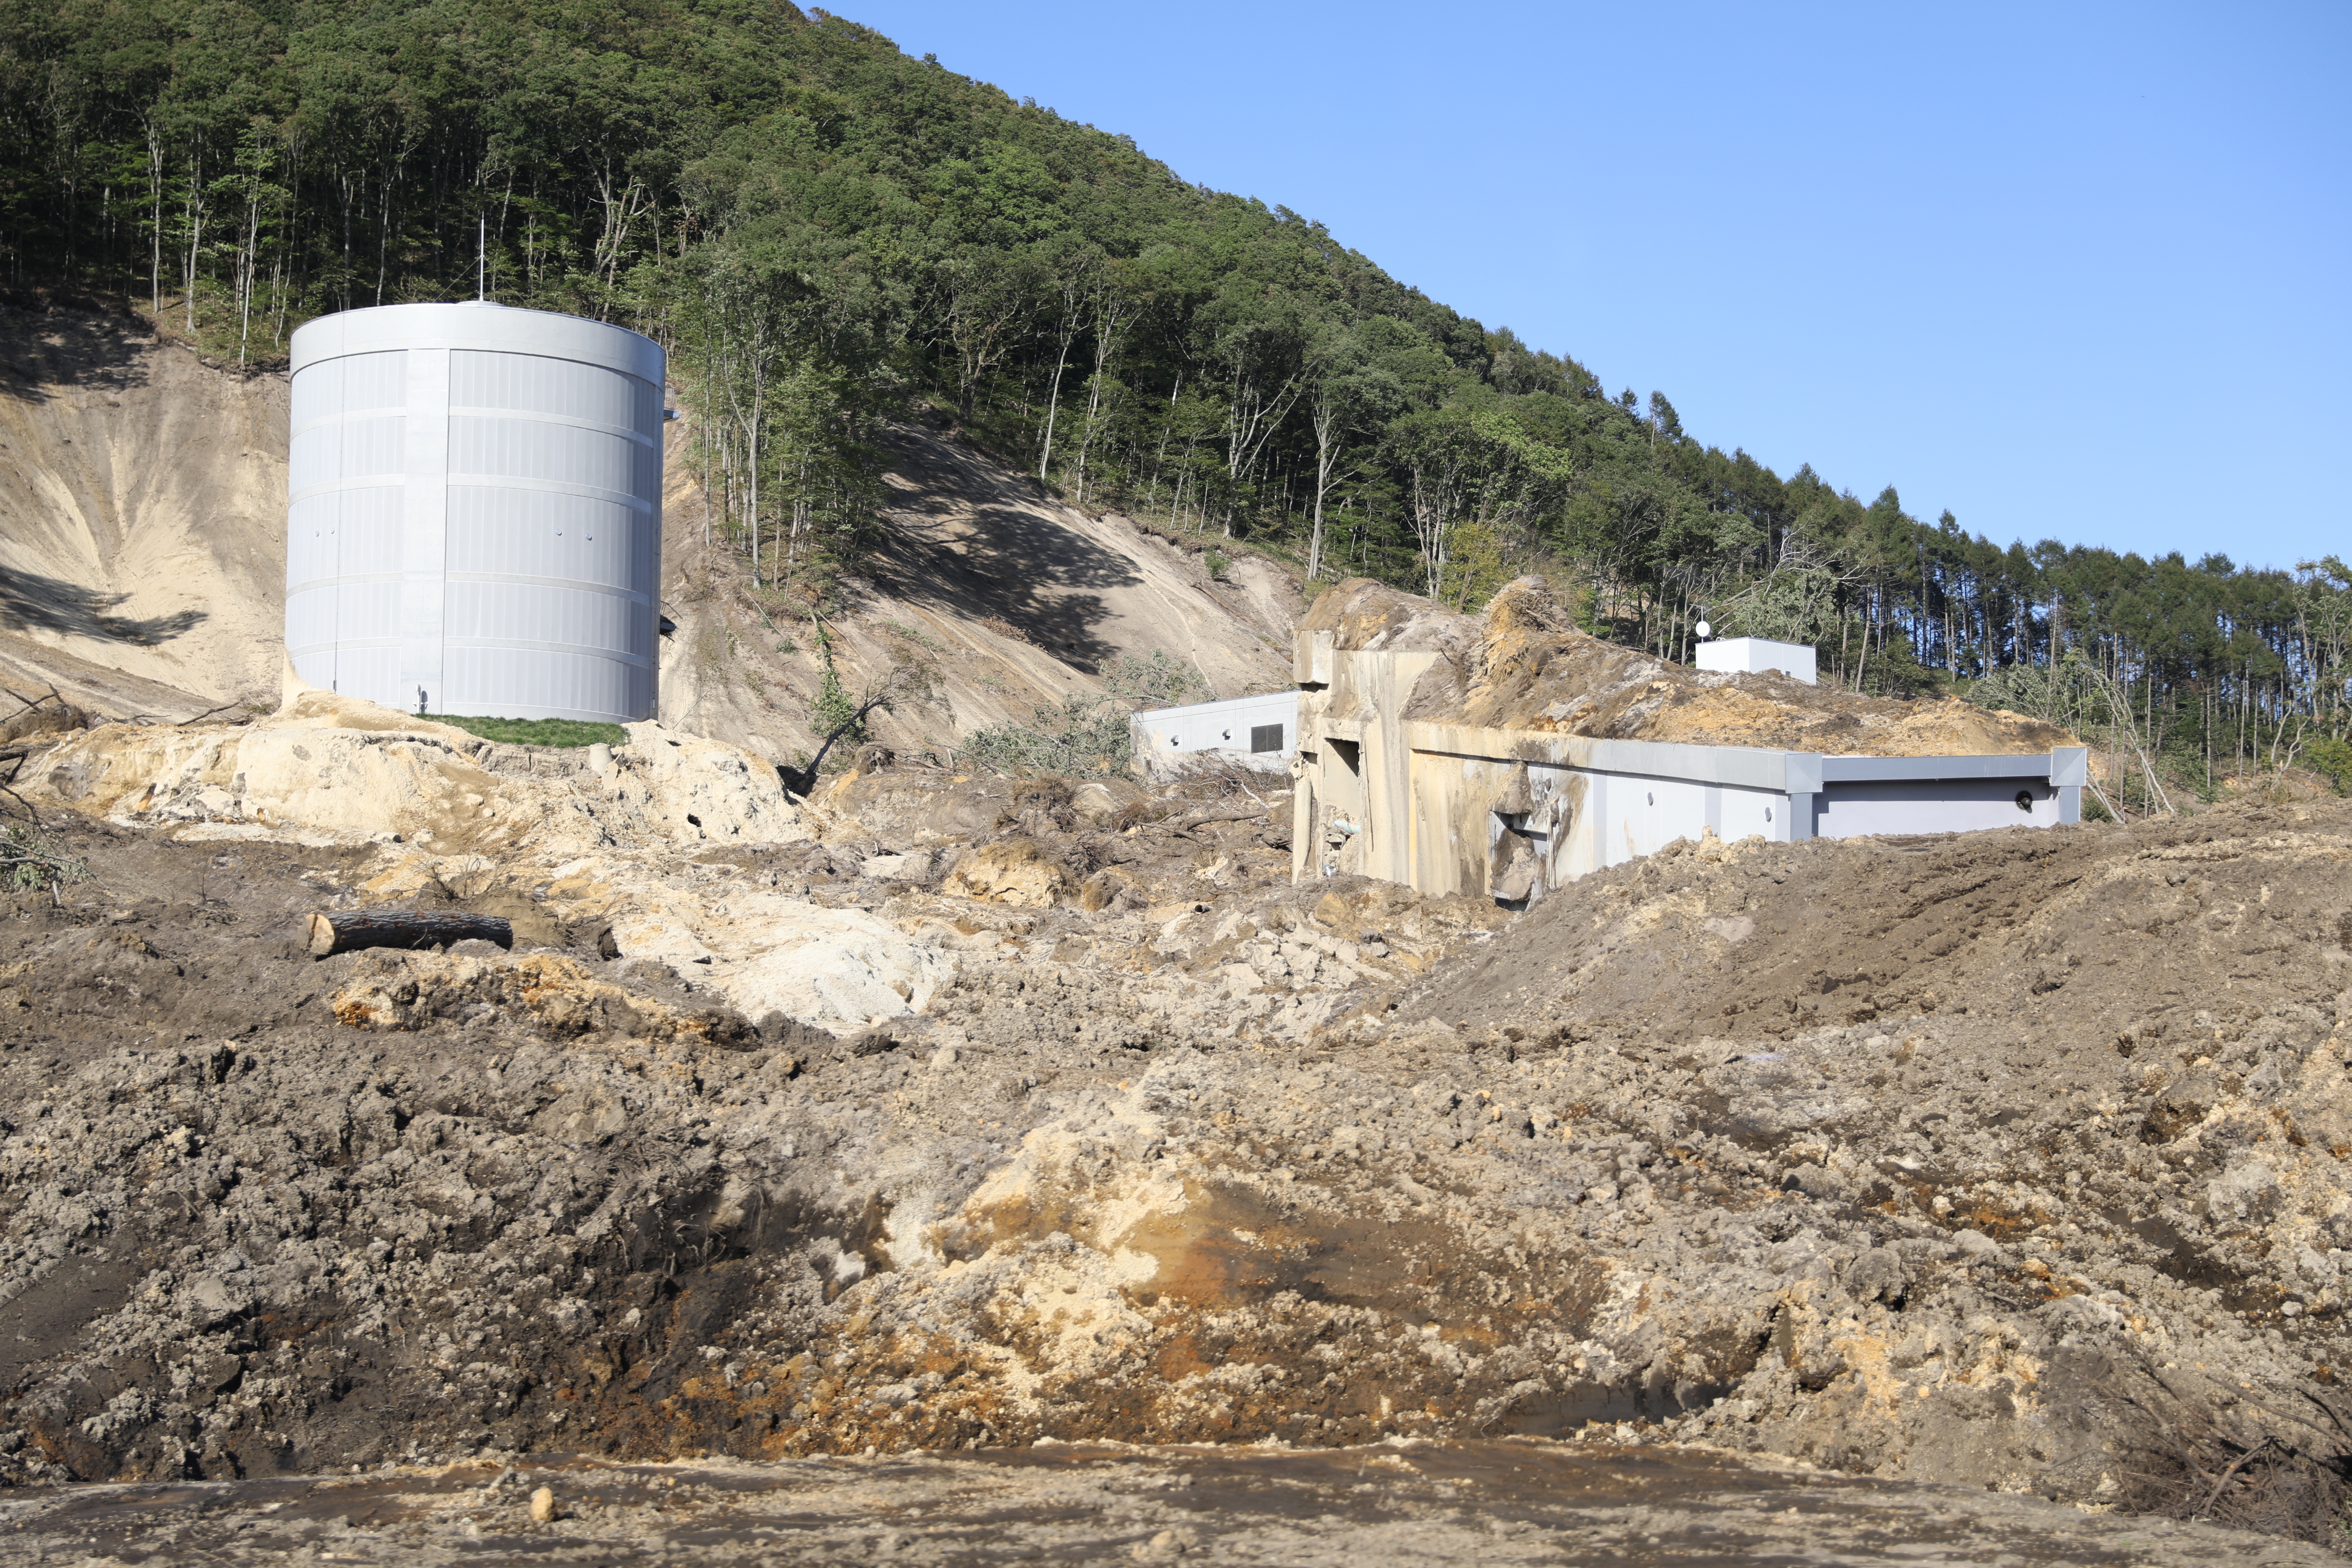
1,756 -> 2349,1559
5,1439 -> 2337,1565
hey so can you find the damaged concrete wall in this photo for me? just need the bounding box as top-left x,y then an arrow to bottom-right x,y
1291,577 -> 2088,904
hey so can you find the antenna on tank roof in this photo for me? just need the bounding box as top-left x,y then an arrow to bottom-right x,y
477,215 -> 486,301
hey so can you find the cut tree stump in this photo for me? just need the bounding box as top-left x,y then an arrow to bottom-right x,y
308,909 -> 513,958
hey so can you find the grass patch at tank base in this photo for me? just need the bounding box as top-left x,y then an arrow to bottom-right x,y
429,715 -> 629,749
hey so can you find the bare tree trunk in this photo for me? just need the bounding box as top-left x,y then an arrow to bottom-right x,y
181,153 -> 208,335
591,169 -> 650,305
1307,393 -> 1338,581
1072,289 -> 1129,505
1037,284 -> 1078,482
144,123 -> 163,319
1409,460 -> 1459,602
1220,357 -> 1305,540
235,162 -> 262,368
742,346 -> 766,585
376,159 -> 393,306
1145,370 -> 1181,512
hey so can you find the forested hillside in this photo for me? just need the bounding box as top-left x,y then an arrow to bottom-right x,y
2,0 -> 2344,799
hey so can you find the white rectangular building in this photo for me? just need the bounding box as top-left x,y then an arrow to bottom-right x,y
1695,636 -> 1816,684
1131,691 -> 1297,780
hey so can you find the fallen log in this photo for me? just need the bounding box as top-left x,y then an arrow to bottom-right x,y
1133,805 -> 1272,836
308,909 -> 512,958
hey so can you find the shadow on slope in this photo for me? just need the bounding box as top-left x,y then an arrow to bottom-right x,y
0,293 -> 157,401
866,421 -> 1140,675
0,569 -> 207,646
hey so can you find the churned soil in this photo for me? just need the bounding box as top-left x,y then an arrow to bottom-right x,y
0,790 -> 2347,1556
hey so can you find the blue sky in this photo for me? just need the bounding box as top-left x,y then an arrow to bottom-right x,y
837,1 -> 2348,574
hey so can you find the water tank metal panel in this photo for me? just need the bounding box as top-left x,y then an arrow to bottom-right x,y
285,302 -> 664,722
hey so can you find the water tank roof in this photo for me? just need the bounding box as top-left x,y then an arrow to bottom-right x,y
290,302 -> 663,384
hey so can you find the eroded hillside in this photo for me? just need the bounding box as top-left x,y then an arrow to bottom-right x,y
0,299 -> 287,717
0,300 -> 1296,753
656,414 -> 1297,765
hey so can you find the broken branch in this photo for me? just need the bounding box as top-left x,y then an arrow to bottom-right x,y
2194,1436 -> 2272,1520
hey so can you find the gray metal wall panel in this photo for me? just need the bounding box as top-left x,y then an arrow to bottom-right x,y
1135,693 -> 1299,752
443,646 -> 632,722
283,589 -> 335,668
288,414 -> 406,497
286,305 -> 663,722
282,505 -> 337,601
443,487 -> 639,571
1815,777 -> 2059,838
448,414 -> 644,498
285,487 -> 404,586
444,581 -> 643,658
451,349 -> 645,429
1587,772 -> 1780,869
1820,753 -> 2060,783
318,644 -> 399,705
397,347 -> 452,712
289,350 -> 405,433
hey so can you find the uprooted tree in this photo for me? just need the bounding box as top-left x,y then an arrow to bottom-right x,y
958,651 -> 1204,777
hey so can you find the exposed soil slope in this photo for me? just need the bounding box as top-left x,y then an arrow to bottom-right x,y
0,300 -> 287,717
655,414 -> 1296,766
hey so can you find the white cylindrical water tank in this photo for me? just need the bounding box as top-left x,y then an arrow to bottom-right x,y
285,302 -> 664,723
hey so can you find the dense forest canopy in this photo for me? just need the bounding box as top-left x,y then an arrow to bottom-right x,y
2,0 -> 2345,796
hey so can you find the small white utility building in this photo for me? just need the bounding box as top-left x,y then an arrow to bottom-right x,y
1131,691 -> 1297,780
1696,636 -> 1816,684
285,302 -> 667,724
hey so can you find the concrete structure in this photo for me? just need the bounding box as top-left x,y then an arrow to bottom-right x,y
1290,628 -> 2087,905
285,302 -> 666,723
1132,691 -> 1297,780
1696,636 -> 1817,684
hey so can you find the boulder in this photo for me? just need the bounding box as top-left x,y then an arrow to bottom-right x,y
608,891 -> 954,1037
943,838 -> 1071,907
2205,1159 -> 2282,1226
